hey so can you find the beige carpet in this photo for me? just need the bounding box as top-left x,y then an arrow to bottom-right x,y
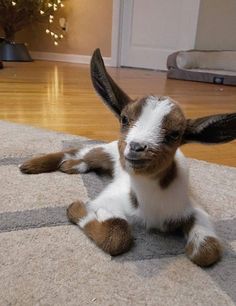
0,120 -> 235,306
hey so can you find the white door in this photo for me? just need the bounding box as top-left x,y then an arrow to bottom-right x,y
120,0 -> 200,70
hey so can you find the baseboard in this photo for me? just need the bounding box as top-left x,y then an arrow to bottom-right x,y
30,51 -> 112,66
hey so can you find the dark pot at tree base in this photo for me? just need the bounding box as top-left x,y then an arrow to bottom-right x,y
0,42 -> 32,62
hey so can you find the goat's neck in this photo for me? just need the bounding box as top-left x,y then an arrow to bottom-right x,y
130,160 -> 177,192
128,156 -> 191,227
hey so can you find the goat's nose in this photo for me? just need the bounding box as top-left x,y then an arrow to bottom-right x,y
129,141 -> 147,152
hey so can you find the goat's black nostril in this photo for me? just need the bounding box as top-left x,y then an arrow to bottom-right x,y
129,142 -> 147,152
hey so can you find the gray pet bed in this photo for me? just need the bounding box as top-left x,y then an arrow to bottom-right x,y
167,50 -> 236,86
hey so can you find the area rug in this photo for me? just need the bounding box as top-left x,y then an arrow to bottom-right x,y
0,120 -> 235,306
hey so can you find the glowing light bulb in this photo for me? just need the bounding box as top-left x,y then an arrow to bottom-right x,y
12,1 -> 16,5
49,19 -> 53,23
60,34 -> 64,39
60,3 -> 64,7
46,29 -> 50,34
48,3 -> 52,7
50,32 -> 54,36
54,41 -> 58,46
40,10 -> 44,15
54,34 -> 58,39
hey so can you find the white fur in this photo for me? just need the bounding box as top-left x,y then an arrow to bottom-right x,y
80,143 -> 192,228
125,97 -> 173,148
73,162 -> 88,173
96,208 -> 116,222
130,150 -> 193,228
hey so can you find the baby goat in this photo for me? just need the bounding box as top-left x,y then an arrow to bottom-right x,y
20,49 -> 236,267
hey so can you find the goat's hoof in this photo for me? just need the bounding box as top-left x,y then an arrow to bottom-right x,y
186,236 -> 222,267
19,160 -> 42,174
67,201 -> 87,224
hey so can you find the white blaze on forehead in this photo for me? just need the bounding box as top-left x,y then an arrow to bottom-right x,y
126,96 -> 173,145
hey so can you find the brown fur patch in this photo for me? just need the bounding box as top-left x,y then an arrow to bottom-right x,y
129,190 -> 139,208
122,97 -> 147,123
163,214 -> 195,233
83,147 -> 114,176
84,218 -> 133,256
67,200 -> 87,224
181,215 -> 196,235
162,101 -> 186,134
185,236 -> 222,267
159,161 -> 177,189
20,152 -> 66,174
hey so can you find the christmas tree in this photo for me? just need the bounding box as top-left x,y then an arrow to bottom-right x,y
0,0 -> 65,45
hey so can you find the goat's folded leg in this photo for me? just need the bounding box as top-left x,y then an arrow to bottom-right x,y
19,142 -> 117,175
67,201 -> 133,256
19,148 -> 78,174
183,207 -> 222,267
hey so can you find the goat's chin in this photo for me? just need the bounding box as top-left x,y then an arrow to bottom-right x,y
124,158 -> 153,175
124,157 -> 172,178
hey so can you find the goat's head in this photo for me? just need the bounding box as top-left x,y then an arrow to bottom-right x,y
91,49 -> 236,177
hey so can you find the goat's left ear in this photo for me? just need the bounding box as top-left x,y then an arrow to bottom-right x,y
90,48 -> 132,118
182,113 -> 236,144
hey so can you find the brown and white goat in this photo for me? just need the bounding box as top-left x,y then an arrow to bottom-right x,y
20,49 -> 236,267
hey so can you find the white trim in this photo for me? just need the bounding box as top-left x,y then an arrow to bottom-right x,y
110,0 -> 122,67
192,0 -> 201,48
30,51 -> 112,66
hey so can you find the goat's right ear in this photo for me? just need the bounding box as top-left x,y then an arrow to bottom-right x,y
90,48 -> 132,118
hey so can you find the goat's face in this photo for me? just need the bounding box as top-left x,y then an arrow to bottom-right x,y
118,96 -> 186,176
90,48 -> 236,175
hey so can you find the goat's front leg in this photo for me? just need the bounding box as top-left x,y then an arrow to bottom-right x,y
183,207 -> 222,267
19,141 -> 117,175
19,149 -> 77,174
67,200 -> 133,256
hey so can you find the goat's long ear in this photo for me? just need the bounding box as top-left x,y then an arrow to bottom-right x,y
182,113 -> 236,144
90,48 -> 132,118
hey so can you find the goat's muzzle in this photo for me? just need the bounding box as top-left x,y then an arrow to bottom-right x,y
124,142 -> 150,169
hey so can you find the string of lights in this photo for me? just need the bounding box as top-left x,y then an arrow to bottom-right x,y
0,0 -> 65,46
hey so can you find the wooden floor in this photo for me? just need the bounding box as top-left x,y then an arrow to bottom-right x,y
0,61 -> 235,166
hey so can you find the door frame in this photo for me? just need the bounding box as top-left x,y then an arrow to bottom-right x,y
110,0 -> 123,67
111,0 -> 201,68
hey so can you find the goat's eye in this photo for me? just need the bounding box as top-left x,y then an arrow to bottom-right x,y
121,115 -> 129,126
165,131 -> 180,142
